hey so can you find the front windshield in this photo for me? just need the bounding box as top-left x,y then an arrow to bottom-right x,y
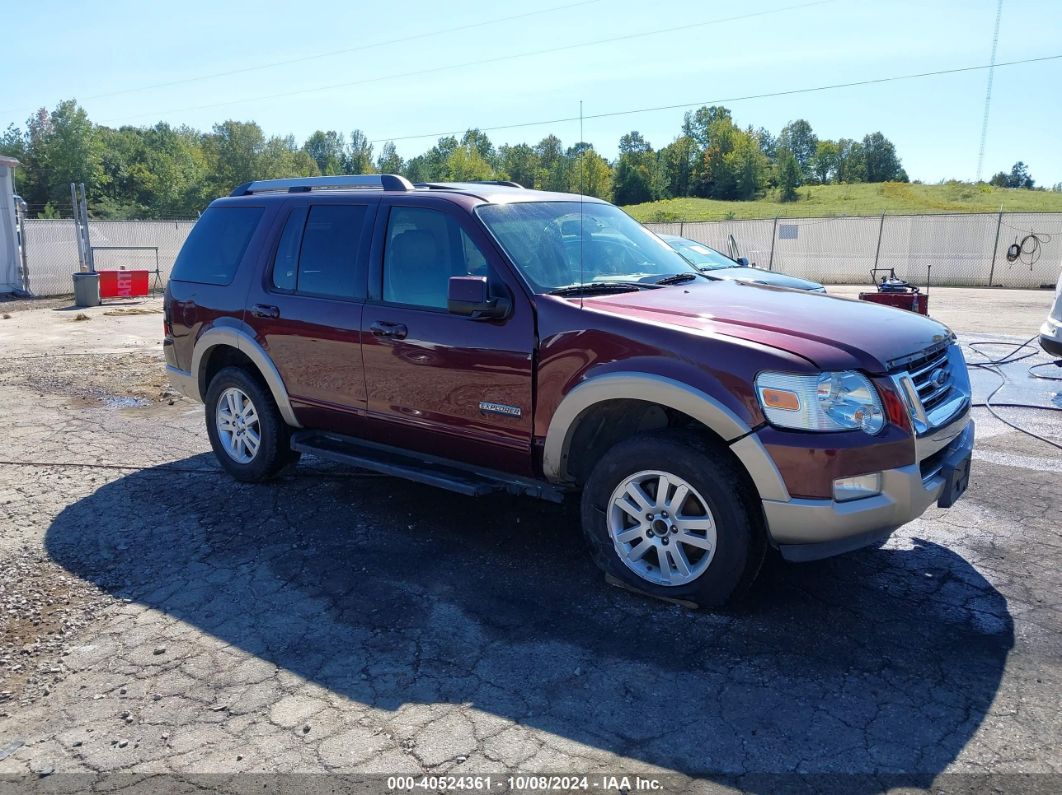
665,238 -> 738,271
476,202 -> 697,292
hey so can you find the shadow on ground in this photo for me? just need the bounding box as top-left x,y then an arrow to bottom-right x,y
46,454 -> 1013,781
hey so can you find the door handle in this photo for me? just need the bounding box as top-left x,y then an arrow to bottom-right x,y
251,304 -> 280,319
370,321 -> 408,340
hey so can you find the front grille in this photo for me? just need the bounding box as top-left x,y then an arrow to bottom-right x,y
904,345 -> 953,413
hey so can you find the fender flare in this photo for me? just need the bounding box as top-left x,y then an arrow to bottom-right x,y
541,372 -> 788,501
192,327 -> 302,428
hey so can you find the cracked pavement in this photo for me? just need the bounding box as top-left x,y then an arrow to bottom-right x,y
0,296 -> 1059,789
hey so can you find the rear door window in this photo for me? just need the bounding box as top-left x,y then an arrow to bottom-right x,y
171,205 -> 264,285
294,205 -> 367,299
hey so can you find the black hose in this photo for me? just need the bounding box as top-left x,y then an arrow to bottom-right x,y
964,336 -> 1062,450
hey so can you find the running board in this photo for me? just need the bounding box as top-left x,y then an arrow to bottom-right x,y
290,431 -> 566,503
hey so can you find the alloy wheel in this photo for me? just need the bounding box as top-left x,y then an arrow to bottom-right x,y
215,387 -> 261,464
606,470 -> 718,587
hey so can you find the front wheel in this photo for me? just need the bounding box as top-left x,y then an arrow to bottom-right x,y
580,431 -> 764,608
205,366 -> 299,482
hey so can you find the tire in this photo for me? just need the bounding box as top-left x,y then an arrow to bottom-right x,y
204,366 -> 300,482
580,430 -> 765,608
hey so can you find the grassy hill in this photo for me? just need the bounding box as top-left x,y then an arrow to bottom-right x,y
624,182 -> 1062,222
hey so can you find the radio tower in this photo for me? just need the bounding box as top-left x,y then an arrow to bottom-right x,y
976,0 -> 1003,182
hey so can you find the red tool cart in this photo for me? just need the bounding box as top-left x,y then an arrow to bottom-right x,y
859,268 -> 929,315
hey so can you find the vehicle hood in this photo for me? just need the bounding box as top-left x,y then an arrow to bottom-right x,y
704,266 -> 823,291
578,280 -> 951,373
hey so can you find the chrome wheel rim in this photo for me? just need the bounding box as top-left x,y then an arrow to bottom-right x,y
215,387 -> 261,464
607,470 -> 717,587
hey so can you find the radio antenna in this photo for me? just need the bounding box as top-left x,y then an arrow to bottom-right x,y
579,99 -> 584,309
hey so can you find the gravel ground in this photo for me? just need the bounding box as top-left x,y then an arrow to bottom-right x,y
0,293 -> 1058,792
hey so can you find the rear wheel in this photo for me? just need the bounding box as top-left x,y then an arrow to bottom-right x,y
580,431 -> 764,608
205,366 -> 299,482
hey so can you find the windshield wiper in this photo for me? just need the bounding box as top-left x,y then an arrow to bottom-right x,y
654,272 -> 703,285
546,282 -> 658,297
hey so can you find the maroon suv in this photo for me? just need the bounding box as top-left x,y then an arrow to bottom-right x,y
163,175 -> 974,607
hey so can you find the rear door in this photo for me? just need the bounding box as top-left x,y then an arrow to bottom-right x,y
358,198 -> 536,475
245,197 -> 377,433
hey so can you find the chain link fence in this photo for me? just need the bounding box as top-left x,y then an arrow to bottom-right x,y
646,212 -> 1062,289
20,219 -> 195,296
14,212 -> 1062,296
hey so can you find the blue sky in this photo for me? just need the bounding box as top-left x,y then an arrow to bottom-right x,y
4,0 -> 1061,185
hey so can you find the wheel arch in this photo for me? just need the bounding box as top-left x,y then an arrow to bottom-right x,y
542,373 -> 788,502
193,327 -> 301,428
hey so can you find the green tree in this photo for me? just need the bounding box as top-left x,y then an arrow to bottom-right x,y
404,154 -> 429,182
835,138 -> 866,183
992,161 -> 1035,189
612,131 -> 655,204
692,117 -> 738,199
203,120 -> 266,194
347,129 -> 374,173
534,135 -> 568,192
260,134 -> 319,179
567,146 -> 612,200
777,119 -> 818,179
862,132 -> 905,182
461,129 -> 496,166
303,130 -> 347,175
810,140 -> 839,184
498,143 -> 539,188
682,105 -> 732,149
375,141 -> 403,174
776,148 -> 801,202
444,144 -> 494,181
26,100 -> 106,206
422,136 -> 459,181
725,130 -> 769,200
658,135 -> 697,198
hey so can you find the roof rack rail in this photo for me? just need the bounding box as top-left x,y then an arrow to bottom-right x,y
229,174 -> 413,197
413,180 -> 526,191
470,180 -> 524,188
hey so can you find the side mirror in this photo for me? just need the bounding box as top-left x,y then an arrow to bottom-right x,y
447,276 -> 511,320
736,257 -> 750,267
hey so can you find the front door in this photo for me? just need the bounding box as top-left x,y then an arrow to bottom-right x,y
245,198 -> 376,434
359,201 -> 535,475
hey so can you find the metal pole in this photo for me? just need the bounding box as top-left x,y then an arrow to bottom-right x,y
768,216 -> 779,270
679,221 -> 684,237
79,183 -> 95,273
16,201 -> 30,294
873,210 -> 886,270
71,183 -> 86,272
988,206 -> 1003,286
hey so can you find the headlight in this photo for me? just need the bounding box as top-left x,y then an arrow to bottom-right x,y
755,371 -> 886,434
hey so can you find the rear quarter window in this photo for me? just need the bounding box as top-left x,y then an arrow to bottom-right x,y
171,206 -> 265,285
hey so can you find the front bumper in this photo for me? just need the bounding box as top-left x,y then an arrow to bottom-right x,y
762,418 -> 974,562
1040,316 -> 1062,357
165,365 -> 200,402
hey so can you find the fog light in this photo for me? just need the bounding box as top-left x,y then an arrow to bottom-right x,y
833,473 -> 882,502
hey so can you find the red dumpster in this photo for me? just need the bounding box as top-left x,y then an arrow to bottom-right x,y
99,269 -> 150,298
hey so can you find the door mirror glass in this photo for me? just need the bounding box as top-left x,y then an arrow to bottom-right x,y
736,256 -> 750,267
447,276 -> 510,319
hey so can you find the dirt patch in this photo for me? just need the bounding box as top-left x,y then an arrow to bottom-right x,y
102,307 -> 162,317
0,351 -> 180,408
